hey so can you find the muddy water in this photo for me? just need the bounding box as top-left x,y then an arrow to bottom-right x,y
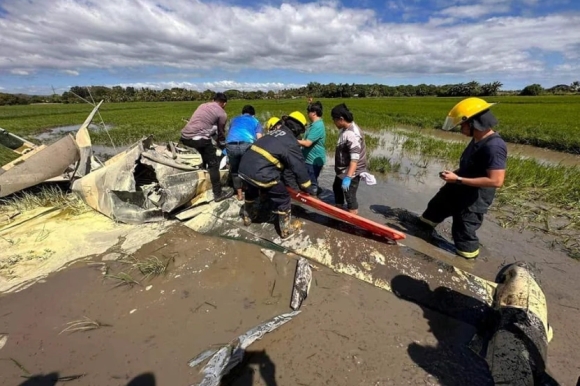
0,225 -> 492,386
314,164 -> 580,385
393,127 -> 580,167
33,123 -> 114,143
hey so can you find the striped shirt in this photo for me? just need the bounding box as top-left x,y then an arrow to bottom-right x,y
334,121 -> 367,177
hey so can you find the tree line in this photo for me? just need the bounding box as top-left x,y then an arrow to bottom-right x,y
1,81 -> 579,106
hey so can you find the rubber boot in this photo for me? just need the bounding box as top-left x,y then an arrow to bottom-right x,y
242,201 -> 255,226
277,210 -> 294,239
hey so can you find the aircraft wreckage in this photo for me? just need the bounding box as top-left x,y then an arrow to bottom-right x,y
0,102 -> 558,385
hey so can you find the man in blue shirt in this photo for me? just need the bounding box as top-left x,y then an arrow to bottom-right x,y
298,101 -> 326,196
226,105 -> 263,200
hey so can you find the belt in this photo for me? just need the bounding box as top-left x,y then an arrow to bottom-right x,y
227,141 -> 251,145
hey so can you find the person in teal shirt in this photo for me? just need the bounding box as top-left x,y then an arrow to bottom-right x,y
298,101 -> 326,196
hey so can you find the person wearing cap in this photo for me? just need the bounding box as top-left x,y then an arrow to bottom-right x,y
264,117 -> 282,133
180,92 -> 233,202
419,97 -> 508,259
225,105 -> 263,201
298,101 -> 326,196
331,103 -> 367,215
238,112 -> 315,239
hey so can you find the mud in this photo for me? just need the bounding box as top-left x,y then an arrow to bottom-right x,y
391,127 -> 580,167
33,124 -> 113,143
0,128 -> 579,384
1,224 -> 499,386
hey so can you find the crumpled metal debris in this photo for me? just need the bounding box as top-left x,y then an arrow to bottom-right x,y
72,135 -> 229,224
291,257 -> 312,310
189,310 -> 301,386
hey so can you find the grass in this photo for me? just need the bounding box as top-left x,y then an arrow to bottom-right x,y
132,255 -> 173,279
1,96 -> 579,153
104,272 -> 141,287
0,144 -> 19,165
59,317 -> 111,335
0,185 -> 89,215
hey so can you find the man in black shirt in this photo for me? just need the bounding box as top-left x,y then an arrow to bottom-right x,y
419,97 -> 508,259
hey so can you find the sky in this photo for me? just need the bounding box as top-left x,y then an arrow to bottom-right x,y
0,0 -> 579,95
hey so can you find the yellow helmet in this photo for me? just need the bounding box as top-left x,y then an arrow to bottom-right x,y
265,116 -> 281,131
442,97 -> 496,131
288,111 -> 308,127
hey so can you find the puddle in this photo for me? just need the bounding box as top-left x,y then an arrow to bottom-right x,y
34,123 -> 114,142
92,144 -> 129,161
395,127 -> 580,167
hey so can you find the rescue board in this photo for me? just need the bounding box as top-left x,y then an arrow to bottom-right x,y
287,187 -> 406,241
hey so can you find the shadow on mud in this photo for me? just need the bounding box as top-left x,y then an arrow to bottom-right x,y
391,274 -> 564,386
17,372 -> 156,386
391,274 -> 494,386
221,350 -> 277,386
370,204 -> 457,254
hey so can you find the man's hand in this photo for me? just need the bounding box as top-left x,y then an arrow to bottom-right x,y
342,176 -> 352,192
306,185 -> 317,196
439,170 -> 460,183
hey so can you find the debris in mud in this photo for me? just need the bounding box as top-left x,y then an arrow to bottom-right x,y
0,333 -> 7,351
189,310 -> 301,386
260,248 -> 276,262
291,257 -> 313,310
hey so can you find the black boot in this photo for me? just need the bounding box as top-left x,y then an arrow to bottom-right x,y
214,188 -> 234,203
242,201 -> 256,226
276,210 -> 295,239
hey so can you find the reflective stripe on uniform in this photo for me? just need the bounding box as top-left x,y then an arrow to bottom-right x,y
247,176 -> 278,188
300,180 -> 312,188
250,145 -> 282,169
456,248 -> 479,259
419,215 -> 438,227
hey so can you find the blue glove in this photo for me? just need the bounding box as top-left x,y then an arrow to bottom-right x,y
222,148 -> 227,156
342,176 -> 352,192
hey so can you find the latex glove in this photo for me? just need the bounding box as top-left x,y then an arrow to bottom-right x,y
342,176 -> 352,192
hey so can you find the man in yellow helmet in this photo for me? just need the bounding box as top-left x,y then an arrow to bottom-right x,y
419,97 -> 508,259
238,111 -> 315,238
264,117 -> 282,133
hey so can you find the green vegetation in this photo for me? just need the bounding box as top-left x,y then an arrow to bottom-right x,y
1,96 -> 579,153
0,145 -> 19,165
0,186 -> 89,215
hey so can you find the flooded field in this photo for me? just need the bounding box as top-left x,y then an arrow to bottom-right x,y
1,102 -> 579,385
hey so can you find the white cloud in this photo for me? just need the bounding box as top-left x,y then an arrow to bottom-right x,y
0,0 -> 578,83
62,70 -> 79,76
10,69 -> 30,75
116,80 -> 305,92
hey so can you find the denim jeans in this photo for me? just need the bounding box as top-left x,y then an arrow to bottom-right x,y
306,164 -> 323,194
226,142 -> 252,190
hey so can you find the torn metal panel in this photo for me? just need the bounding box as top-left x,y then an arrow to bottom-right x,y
0,127 -> 36,155
291,257 -> 312,310
73,136 -> 229,224
75,101 -> 104,177
0,135 -> 79,198
189,311 -> 301,386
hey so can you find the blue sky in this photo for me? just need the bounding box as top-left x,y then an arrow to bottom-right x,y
0,0 -> 579,95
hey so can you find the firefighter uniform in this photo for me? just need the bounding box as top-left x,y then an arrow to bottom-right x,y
238,113 -> 314,238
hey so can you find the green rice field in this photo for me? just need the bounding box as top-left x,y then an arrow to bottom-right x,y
1,96 -> 579,152
1,97 -> 579,257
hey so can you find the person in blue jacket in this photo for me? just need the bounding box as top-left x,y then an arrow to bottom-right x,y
225,105 -> 263,200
